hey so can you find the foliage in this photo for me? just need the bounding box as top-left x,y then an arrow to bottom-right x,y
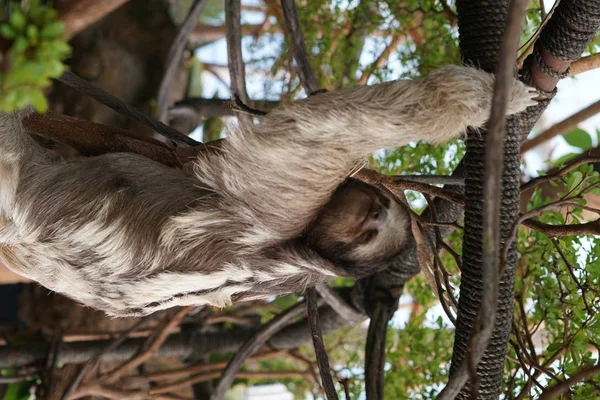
1,367 -> 37,400
507,162 -> 600,397
384,316 -> 454,399
0,0 -> 71,112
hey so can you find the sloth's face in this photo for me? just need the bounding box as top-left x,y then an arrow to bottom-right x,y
307,179 -> 410,278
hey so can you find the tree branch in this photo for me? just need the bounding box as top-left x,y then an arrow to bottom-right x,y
56,71 -> 199,146
23,111 -> 187,167
280,0 -> 321,94
209,301 -> 309,400
157,0 -> 208,123
151,370 -> 311,395
64,318 -> 149,400
306,289 -> 339,400
521,98 -> 600,153
101,306 -> 194,385
225,0 -> 253,131
569,52 -> 600,76
356,35 -> 406,85
539,364 -> 600,400
173,97 -> 280,119
315,284 -> 364,323
523,218 -> 600,236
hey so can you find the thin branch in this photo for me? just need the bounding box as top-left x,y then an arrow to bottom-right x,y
281,0 -> 321,94
190,21 -> 390,43
392,174 -> 465,186
151,370 -> 311,395
505,197 -> 584,259
190,22 -> 281,42
69,383 -> 148,400
411,217 -> 457,324
157,0 -> 208,123
521,154 -> 600,192
439,0 -> 458,25
232,93 -> 269,116
225,0 -> 252,129
539,364 -> 600,400
101,306 -> 194,385
339,378 -> 351,400
523,218 -> 600,236
56,71 -> 199,146
356,169 -> 465,206
364,301 -> 393,400
516,0 -> 559,67
357,35 -> 406,85
39,337 -> 61,399
23,111 -> 186,167
436,0 -> 530,396
60,0 -> 131,40
131,350 -> 286,383
173,97 -> 280,119
306,289 -> 339,400
550,238 -> 593,314
569,52 -> 600,76
209,301 -> 309,400
64,318 -> 149,400
521,98 -> 600,153
315,285 -> 364,323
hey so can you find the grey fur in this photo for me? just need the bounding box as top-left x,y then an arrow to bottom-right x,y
0,66 -> 536,316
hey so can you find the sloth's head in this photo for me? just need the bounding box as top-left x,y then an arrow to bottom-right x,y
306,179 -> 410,278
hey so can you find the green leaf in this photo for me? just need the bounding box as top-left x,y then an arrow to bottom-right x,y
13,36 -> 28,53
0,24 -> 16,39
563,128 -> 592,150
553,152 -> 578,167
1,381 -> 34,400
44,59 -> 66,77
568,171 -> 583,192
26,25 -> 39,41
547,341 -> 563,353
29,88 -> 48,112
9,9 -> 27,32
40,21 -> 64,39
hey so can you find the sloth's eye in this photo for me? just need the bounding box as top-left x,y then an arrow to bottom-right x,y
358,229 -> 378,244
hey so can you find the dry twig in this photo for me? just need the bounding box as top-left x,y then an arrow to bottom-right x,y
521,98 -> 600,153
569,52 -> 600,76
101,306 -> 194,385
357,35 -> 405,85
209,301 -> 308,400
65,318 -> 149,400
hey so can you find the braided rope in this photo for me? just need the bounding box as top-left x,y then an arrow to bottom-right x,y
451,0 -> 600,398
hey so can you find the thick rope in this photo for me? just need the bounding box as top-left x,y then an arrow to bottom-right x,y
450,0 -> 520,397
540,0 -> 600,60
450,0 -> 600,398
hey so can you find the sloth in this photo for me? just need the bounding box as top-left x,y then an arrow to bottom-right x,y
0,66 -> 536,316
